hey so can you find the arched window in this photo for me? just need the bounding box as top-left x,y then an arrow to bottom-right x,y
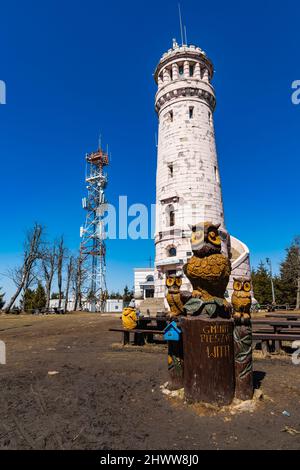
168,246 -> 177,257
166,204 -> 175,227
169,210 -> 175,226
146,275 -> 154,282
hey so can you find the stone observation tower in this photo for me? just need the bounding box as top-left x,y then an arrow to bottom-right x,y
153,40 -> 250,298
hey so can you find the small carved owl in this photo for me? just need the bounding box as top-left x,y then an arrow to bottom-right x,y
165,275 -> 191,319
183,221 -> 231,301
231,277 -> 252,322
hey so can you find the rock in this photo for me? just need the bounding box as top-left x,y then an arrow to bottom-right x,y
47,370 -> 59,376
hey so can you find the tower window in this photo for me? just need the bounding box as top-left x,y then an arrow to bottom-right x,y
166,204 -> 175,227
168,246 -> 177,257
208,111 -> 212,125
168,163 -> 174,177
168,110 -> 173,122
179,65 -> 184,76
169,68 -> 173,80
189,106 -> 194,119
214,166 -> 220,183
189,65 -> 194,76
169,210 -> 175,227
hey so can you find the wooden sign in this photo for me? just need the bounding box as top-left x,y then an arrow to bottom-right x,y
181,317 -> 235,405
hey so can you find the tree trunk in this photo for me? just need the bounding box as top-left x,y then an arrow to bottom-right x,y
64,258 -> 73,313
45,281 -> 51,310
5,284 -> 23,313
58,275 -> 63,309
57,237 -> 65,309
64,280 -> 70,313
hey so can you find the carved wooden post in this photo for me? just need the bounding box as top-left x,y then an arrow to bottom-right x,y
181,317 -> 235,405
231,277 -> 254,400
167,338 -> 184,390
233,323 -> 253,400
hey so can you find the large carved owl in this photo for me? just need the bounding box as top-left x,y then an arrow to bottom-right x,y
183,222 -> 231,302
231,277 -> 252,322
165,275 -> 191,319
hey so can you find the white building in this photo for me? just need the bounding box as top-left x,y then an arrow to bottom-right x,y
134,268 -> 155,300
105,299 -> 124,313
49,297 -> 123,313
152,41 -> 251,298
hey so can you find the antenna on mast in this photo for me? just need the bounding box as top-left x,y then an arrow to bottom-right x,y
98,133 -> 102,150
178,3 -> 184,45
184,25 -> 188,45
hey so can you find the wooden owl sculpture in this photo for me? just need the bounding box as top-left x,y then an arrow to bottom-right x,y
165,275 -> 191,319
183,221 -> 231,317
231,277 -> 252,322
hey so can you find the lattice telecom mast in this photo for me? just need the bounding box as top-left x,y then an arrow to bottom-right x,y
79,144 -> 109,312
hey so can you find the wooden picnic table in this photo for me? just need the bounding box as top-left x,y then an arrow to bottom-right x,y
252,318 -> 300,354
109,327 -> 164,345
265,313 -> 300,321
252,319 -> 300,329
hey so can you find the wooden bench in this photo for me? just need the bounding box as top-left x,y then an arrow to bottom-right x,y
251,318 -> 300,353
252,331 -> 300,354
109,328 -> 165,345
265,313 -> 300,320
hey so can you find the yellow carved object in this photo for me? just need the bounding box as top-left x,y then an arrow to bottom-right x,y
184,253 -> 231,299
183,222 -> 231,314
122,307 -> 137,330
231,277 -> 252,321
165,275 -> 190,318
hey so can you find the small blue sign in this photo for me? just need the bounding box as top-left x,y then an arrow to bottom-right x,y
163,321 -> 181,342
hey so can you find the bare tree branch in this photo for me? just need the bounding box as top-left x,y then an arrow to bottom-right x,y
42,243 -> 57,310
5,223 -> 44,312
56,236 -> 66,309
64,256 -> 74,313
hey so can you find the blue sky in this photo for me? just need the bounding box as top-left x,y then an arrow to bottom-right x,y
0,0 -> 299,299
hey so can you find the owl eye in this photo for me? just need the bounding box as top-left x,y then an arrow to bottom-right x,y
234,281 -> 242,291
208,230 -> 221,246
191,230 -> 204,246
175,278 -> 182,287
166,277 -> 174,287
243,282 -> 251,292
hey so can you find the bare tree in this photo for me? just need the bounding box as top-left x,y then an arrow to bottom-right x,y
42,244 -> 57,310
74,256 -> 85,311
57,236 -> 66,309
5,223 -> 44,312
64,256 -> 74,313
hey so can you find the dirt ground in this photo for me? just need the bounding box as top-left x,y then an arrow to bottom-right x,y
0,313 -> 299,450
